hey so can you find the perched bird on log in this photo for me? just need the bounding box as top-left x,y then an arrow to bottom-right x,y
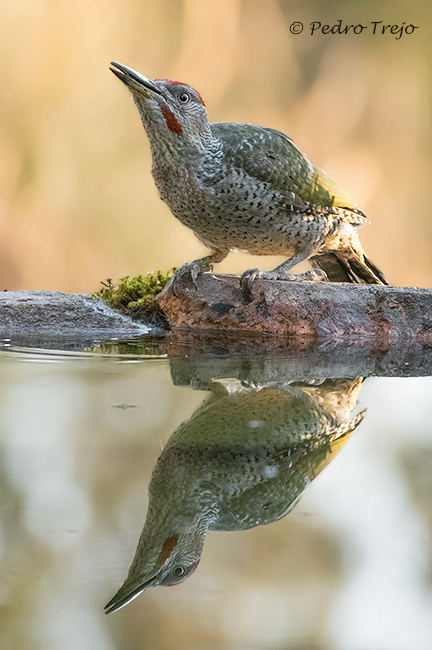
110,62 -> 387,290
104,377 -> 365,613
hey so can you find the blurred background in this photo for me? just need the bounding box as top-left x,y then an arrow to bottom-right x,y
0,0 -> 430,292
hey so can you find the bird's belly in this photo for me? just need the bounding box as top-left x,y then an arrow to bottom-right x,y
187,208 -> 325,256
155,166 -> 329,255
185,211 -> 297,254
167,191 -> 324,255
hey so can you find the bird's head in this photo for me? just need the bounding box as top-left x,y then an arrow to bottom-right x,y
110,62 -> 211,152
104,525 -> 206,614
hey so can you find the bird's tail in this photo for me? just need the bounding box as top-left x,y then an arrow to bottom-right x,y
310,247 -> 388,285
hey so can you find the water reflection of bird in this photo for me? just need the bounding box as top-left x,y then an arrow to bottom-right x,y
105,378 -> 365,613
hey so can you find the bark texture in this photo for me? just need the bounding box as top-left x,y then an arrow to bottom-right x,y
157,273 -> 432,343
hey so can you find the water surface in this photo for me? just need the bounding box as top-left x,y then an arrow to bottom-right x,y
1,338 -> 432,650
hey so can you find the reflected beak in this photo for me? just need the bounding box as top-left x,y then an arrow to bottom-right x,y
110,62 -> 162,97
104,570 -> 160,614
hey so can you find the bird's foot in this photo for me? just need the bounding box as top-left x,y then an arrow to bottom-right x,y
169,259 -> 213,296
239,268 -> 264,295
240,267 -> 327,297
240,379 -> 263,391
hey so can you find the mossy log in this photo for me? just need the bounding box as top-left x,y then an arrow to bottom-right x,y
1,276 -> 432,345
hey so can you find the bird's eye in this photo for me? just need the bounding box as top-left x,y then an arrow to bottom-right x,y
178,93 -> 190,104
173,566 -> 186,577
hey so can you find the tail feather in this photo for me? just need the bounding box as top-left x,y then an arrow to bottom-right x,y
363,254 -> 388,285
310,248 -> 388,285
328,408 -> 367,443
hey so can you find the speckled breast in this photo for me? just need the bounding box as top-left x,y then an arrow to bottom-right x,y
156,166 -> 330,255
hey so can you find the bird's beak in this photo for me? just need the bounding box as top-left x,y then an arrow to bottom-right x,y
110,62 -> 162,97
104,570 -> 161,614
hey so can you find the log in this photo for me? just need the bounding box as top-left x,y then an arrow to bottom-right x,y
167,338 -> 432,383
157,273 -> 432,343
2,279 -> 432,347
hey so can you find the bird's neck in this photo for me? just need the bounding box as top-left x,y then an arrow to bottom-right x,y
146,125 -> 218,171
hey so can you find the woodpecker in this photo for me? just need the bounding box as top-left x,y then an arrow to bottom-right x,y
104,378 -> 365,613
110,62 -> 387,290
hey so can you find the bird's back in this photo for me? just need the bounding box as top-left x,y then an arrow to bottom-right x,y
211,122 -> 363,218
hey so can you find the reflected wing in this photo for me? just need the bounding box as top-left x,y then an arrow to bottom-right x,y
209,410 -> 365,532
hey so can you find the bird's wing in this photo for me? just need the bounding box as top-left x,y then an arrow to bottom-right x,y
208,410 -> 365,532
212,122 -> 366,225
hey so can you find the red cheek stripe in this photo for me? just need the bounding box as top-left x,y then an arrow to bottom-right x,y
160,104 -> 182,134
156,535 -> 179,566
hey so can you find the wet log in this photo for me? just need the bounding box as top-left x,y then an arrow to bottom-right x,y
157,273 -> 432,343
2,279 -> 432,346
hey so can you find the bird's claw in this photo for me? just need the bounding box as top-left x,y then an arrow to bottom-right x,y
309,268 -> 328,282
240,267 -> 327,295
240,268 -> 263,297
189,267 -> 199,290
171,262 -> 208,296
240,379 -> 262,390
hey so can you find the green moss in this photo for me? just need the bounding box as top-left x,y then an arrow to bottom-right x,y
93,268 -> 175,326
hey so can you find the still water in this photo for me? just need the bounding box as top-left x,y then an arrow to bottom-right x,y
1,337 -> 432,650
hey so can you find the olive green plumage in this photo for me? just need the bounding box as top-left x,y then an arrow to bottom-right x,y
212,123 -> 357,211
105,378 -> 365,613
111,62 -> 387,287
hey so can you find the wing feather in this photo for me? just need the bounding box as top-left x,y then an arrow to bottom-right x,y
212,122 -> 366,224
